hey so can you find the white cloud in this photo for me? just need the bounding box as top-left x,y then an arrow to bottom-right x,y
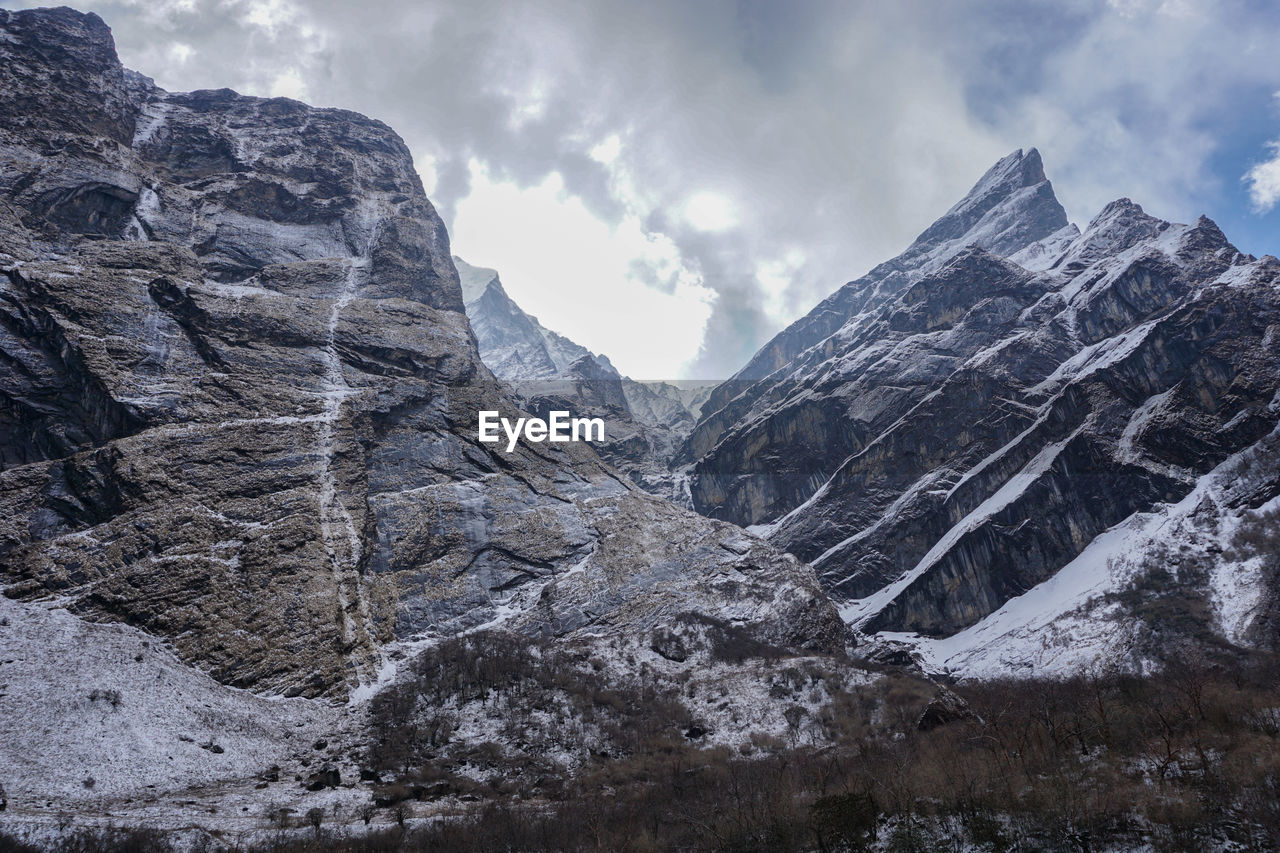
268,68 -> 307,100
589,135 -> 622,166
755,249 -> 807,324
412,150 -> 440,196
983,0 -> 1276,228
117,0 -> 197,20
167,42 -> 194,64
683,192 -> 737,232
242,0 -> 296,37
1245,141 -> 1280,213
1106,0 -> 1193,18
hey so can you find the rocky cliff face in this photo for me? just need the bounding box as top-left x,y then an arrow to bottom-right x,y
0,7 -> 842,704
456,256 -> 714,499
684,147 -> 1280,657
683,149 -> 1076,525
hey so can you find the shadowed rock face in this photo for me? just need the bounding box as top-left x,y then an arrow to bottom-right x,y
797,219 -> 1280,638
0,7 -> 843,698
683,149 -> 1076,525
685,147 -> 1280,639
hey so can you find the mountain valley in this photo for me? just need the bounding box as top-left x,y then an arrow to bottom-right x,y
1,6 -> 1279,851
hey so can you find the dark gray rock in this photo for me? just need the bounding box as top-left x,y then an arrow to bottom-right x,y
684,149 -> 1074,525
681,146 -> 1280,641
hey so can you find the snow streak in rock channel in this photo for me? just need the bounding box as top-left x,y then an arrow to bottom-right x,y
316,204 -> 380,685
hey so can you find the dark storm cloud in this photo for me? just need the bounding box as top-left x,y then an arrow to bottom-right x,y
16,0 -> 1280,376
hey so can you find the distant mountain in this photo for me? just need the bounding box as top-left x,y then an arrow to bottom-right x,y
455,257 -> 617,380
455,255 -> 715,498
684,148 -> 1280,676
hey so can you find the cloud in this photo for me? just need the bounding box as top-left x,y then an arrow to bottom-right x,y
1245,141 -> 1280,213
268,67 -> 307,99
962,0 -> 1280,225
683,193 -> 737,233
12,0 -> 1280,377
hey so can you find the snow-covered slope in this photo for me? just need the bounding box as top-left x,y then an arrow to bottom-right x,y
881,425 -> 1280,679
0,594 -> 337,808
685,151 -> 1280,678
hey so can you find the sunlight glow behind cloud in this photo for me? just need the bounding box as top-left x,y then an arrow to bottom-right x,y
450,163 -> 714,378
268,68 -> 307,99
683,192 -> 737,232
755,249 -> 807,325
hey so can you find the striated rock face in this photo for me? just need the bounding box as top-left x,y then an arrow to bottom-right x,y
684,146 -> 1280,643
799,210 -> 1280,638
690,149 -> 1071,418
0,7 -> 843,699
456,255 -> 715,500
684,149 -> 1076,526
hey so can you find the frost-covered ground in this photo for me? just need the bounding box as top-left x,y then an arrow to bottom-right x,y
0,594 -> 382,837
0,589 -> 878,841
605,635 -> 877,750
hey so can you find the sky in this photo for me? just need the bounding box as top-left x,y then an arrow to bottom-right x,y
14,0 -> 1280,378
